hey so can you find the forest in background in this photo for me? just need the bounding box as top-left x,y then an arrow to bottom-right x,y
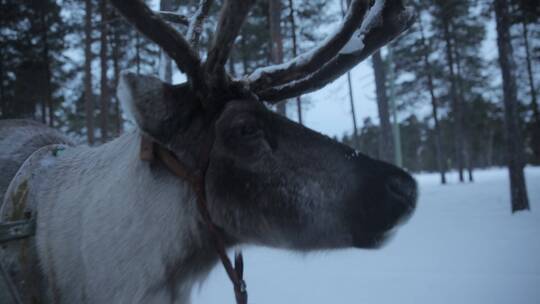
0,0 -> 538,183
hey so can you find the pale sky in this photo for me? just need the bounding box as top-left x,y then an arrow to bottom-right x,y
300,14 -> 499,139
171,62 -> 378,139
293,62 -> 378,138
166,2 -> 501,140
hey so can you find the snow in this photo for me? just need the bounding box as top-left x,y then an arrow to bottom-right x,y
339,29 -> 365,55
246,48 -> 315,83
193,167 -> 540,304
339,0 -> 385,55
248,0 -> 387,82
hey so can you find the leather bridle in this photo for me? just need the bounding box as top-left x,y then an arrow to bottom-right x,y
140,135 -> 248,304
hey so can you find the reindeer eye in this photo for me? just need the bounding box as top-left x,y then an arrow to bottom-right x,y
230,116 -> 263,140
236,122 -> 263,140
240,124 -> 258,137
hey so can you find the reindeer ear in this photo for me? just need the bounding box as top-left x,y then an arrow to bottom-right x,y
118,72 -> 196,143
118,72 -> 170,134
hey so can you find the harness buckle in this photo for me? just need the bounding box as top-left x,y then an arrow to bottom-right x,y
0,219 -> 36,244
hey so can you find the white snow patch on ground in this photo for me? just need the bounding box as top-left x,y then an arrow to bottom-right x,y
193,167 -> 540,304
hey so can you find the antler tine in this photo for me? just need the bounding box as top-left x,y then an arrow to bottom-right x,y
156,11 -> 189,26
248,0 -> 369,93
205,0 -> 255,79
187,0 -> 214,50
254,0 -> 414,102
109,0 -> 203,87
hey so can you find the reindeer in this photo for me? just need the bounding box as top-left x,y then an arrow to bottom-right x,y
0,0 -> 416,303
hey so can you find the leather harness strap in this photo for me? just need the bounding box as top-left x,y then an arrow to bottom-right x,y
141,135 -> 248,304
0,136 -> 248,303
0,220 -> 36,244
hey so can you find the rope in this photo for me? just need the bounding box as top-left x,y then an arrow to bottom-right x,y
149,139 -> 248,304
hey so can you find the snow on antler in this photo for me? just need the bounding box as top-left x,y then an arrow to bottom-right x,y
111,0 -> 413,105
109,0 -> 204,88
340,0 -> 386,54
252,0 -> 415,102
247,0 -> 369,92
111,0 -> 254,106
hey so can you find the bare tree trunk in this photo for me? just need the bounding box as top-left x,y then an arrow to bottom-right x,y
135,32 -> 141,75
494,0 -> 530,212
159,0 -> 174,83
442,20 -> 464,182
465,142 -> 474,182
340,0 -> 358,144
372,50 -> 395,164
99,0 -> 109,142
419,18 -> 446,184
240,34 -> 248,75
287,0 -> 303,125
521,12 -> 538,122
111,24 -> 122,137
40,3 -> 54,127
487,129 -> 495,167
453,45 -> 473,182
520,14 -> 540,163
40,86 -> 47,124
39,6 -> 48,125
84,0 -> 95,145
228,54 -> 236,77
269,0 -> 286,116
0,46 -> 4,116
159,50 -> 173,83
346,71 -> 358,145
387,49 -> 402,167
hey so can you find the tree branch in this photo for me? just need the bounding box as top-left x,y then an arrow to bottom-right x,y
248,0 -> 369,93
109,0 -> 203,86
256,0 -> 414,102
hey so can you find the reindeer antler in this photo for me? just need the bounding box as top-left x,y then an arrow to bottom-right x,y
156,11 -> 189,26
206,0 -> 255,76
109,0 -> 204,88
249,0 -> 414,102
247,0 -> 370,93
204,0 -> 255,97
110,0 -> 413,105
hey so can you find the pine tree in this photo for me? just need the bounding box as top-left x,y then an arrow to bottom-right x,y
372,50 -> 396,164
494,0 -> 530,212
428,0 -> 488,182
510,0 -> 540,163
340,0 -> 358,146
0,0 -> 66,123
287,0 -> 303,124
99,0 -> 110,142
400,115 -> 424,172
392,2 -> 448,183
158,0 -> 181,83
269,0 -> 286,116
84,0 -> 95,144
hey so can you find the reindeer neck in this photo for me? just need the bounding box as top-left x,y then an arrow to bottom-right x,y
34,130 -> 220,303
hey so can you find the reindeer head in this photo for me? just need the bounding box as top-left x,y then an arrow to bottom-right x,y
114,0 -> 416,250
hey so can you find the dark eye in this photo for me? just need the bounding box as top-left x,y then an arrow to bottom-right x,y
240,123 -> 259,137
236,122 -> 262,139
231,117 -> 263,140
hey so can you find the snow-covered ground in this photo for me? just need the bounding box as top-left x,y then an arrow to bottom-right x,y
194,167 -> 540,304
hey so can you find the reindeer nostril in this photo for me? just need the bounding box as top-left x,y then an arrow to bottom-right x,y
386,178 -> 404,198
386,176 -> 417,207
